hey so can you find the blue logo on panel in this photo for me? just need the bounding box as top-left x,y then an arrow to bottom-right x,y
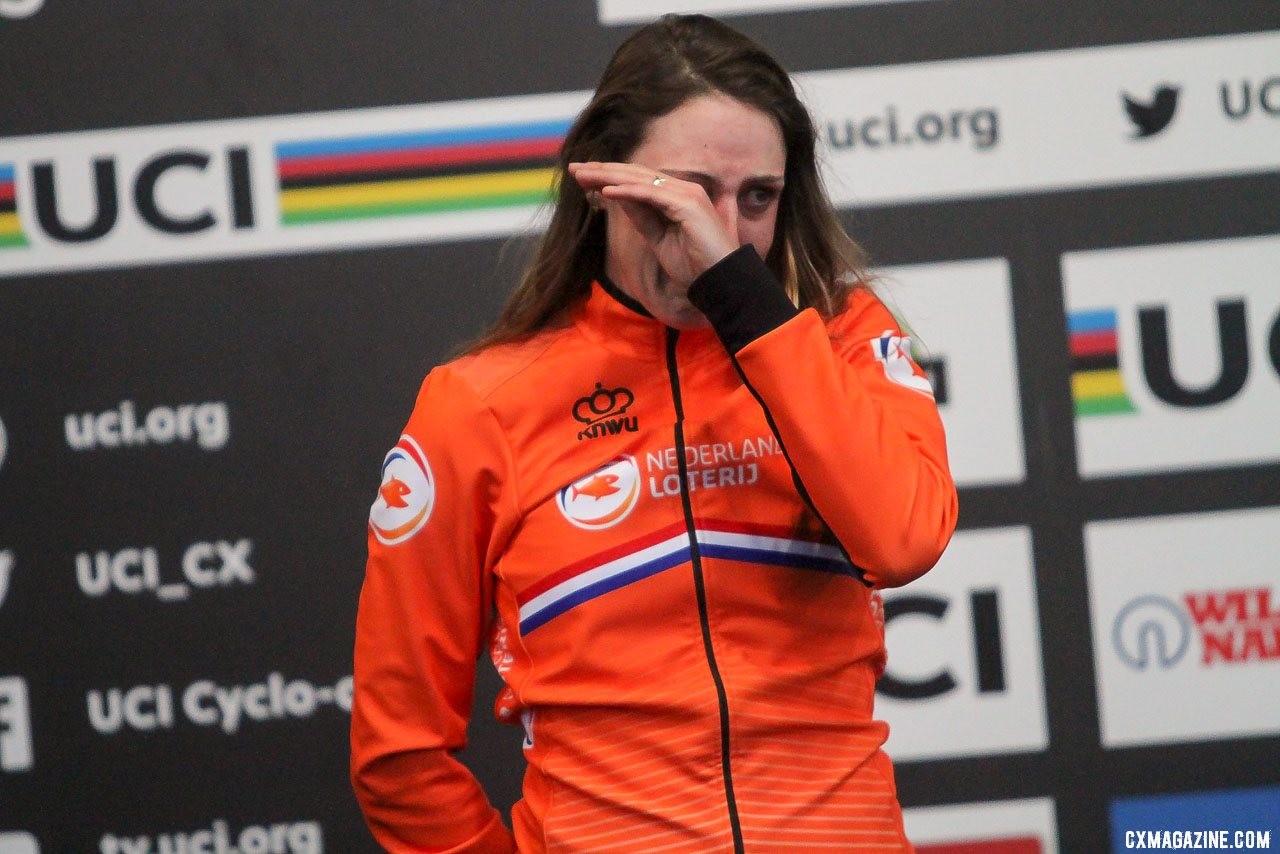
1111,787 -> 1279,853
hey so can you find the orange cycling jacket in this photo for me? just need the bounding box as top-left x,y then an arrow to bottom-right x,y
352,246 -> 958,853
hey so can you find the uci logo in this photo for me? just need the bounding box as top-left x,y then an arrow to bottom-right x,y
573,382 -> 639,441
877,589 -> 1007,700
1071,297 -> 1280,416
1220,75 -> 1280,121
23,147 -> 255,243
1135,299 -> 1280,408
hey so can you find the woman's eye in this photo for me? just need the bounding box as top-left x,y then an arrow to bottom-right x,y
743,187 -> 778,211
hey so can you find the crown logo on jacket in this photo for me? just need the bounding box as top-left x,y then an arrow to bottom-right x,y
573,382 -> 639,441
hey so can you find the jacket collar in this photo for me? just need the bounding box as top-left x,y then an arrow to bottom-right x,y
574,278 -> 718,361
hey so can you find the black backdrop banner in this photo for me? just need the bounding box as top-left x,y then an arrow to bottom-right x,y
2,2 -> 1279,852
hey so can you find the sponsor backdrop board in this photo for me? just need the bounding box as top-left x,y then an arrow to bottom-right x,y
880,526 -> 1048,761
802,32 -> 1280,206
1063,234 -> 1280,477
876,258 -> 1025,487
598,0 -> 942,25
905,797 -> 1059,854
2,1 -> 1279,852
0,94 -> 587,277
1086,506 -> 1280,748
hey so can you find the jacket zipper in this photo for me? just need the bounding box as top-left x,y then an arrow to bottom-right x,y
665,328 -> 745,854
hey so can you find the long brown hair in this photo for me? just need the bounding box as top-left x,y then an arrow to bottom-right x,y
466,13 -> 869,354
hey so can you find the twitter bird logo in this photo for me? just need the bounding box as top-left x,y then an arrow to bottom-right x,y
1123,85 -> 1180,137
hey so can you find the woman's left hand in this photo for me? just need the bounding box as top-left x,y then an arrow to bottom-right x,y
568,161 -> 738,286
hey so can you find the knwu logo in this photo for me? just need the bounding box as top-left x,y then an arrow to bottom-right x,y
573,382 -> 639,441
1064,236 -> 1280,477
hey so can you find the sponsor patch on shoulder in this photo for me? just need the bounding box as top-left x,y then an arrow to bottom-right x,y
871,331 -> 935,397
369,434 -> 435,545
557,455 -> 641,530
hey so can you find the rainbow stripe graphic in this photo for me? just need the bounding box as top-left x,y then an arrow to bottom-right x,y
275,119 -> 570,225
0,164 -> 27,249
1069,308 -> 1137,416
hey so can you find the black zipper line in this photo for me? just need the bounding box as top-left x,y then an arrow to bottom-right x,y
665,328 -> 745,854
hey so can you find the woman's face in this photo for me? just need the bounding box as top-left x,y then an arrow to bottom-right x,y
604,93 -> 786,329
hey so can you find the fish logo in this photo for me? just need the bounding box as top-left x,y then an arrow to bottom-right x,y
557,456 -> 640,530
369,434 -> 435,545
379,477 -> 412,508
572,473 -> 620,501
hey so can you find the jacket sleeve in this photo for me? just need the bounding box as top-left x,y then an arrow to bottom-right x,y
351,366 -> 518,853
689,246 -> 958,588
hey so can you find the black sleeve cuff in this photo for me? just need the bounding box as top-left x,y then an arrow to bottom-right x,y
687,245 -> 801,354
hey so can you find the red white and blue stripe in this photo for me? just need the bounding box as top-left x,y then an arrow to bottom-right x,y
517,520 -> 854,634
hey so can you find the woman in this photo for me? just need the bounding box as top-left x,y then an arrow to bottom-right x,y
352,14 -> 956,853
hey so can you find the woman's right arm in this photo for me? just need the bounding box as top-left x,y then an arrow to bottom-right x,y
351,367 -> 519,853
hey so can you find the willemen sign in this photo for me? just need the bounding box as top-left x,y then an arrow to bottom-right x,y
1086,507 -> 1280,748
